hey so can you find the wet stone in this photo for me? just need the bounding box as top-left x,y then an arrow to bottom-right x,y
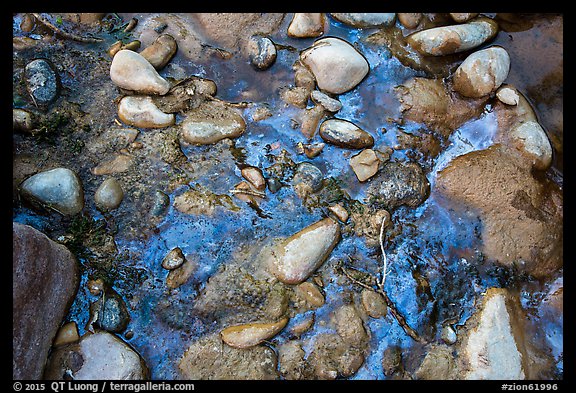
350,148 -> 380,182
310,90 -> 342,112
292,162 -> 324,197
367,161 -> 430,210
24,58 -> 60,106
161,247 -> 186,270
20,167 -> 84,215
450,13 -> 479,23
496,85 -> 520,105
295,282 -> 325,308
319,119 -> 374,149
88,288 -> 131,333
248,35 -> 277,70
94,178 -> 124,212
13,109 -> 37,133
180,101 -> 246,145
220,317 -> 289,349
453,46 -> 511,98
110,49 -> 170,95
118,95 -> 175,128
140,34 -> 178,70
150,190 -> 170,216
398,13 -> 422,29
288,13 -> 325,38
361,289 -> 387,318
53,322 -> 80,347
166,259 -> 197,289
330,13 -> 396,28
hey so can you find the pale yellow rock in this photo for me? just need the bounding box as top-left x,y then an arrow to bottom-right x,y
288,13 -> 325,38
350,149 -> 380,181
118,96 -> 175,129
220,317 -> 289,349
110,49 -> 170,95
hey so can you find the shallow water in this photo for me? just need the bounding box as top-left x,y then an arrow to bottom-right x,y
13,13 -> 563,380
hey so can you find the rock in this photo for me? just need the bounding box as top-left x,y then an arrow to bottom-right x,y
350,148 -> 380,182
53,322 -> 80,347
166,258 -> 197,289
86,278 -> 105,296
296,142 -> 325,158
13,108 -> 37,132
110,49 -> 170,95
310,90 -> 342,112
496,85 -> 520,105
173,185 -> 238,216
139,34 -> 178,70
367,161 -> 430,210
435,144 -> 562,279
328,203 -> 349,223
91,154 -> 133,176
450,13 -> 479,23
241,166 -> 266,192
278,341 -> 308,380
180,101 -> 246,145
453,46 -> 510,98
150,190 -> 170,216
398,13 -> 422,29
350,207 -> 391,247
13,223 -> 80,379
20,167 -> 84,215
361,289 -> 387,318
292,162 -> 324,198
333,304 -> 368,346
24,58 -> 60,105
248,35 -> 277,70
295,282 -> 325,308
44,330 -> 148,380
330,13 -> 396,28
396,76 -> 489,137
20,13 -> 36,32
319,119 -> 374,149
289,313 -> 315,337
266,218 -> 341,284
407,17 -> 498,56
382,345 -> 404,378
441,325 -> 457,345
414,344 -> 457,380
307,333 -> 365,379
118,95 -> 175,128
293,60 -> 316,90
161,247 -> 186,270
220,317 -> 289,349
94,178 -> 124,212
299,105 -> 325,139
288,13 -> 325,38
300,37 -> 369,94
459,288 -> 527,380
179,332 -> 278,379
88,288 -> 130,333
280,86 -> 310,109
263,282 -> 289,320
494,91 -> 552,170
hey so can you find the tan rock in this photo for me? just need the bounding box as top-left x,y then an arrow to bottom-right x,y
139,34 -> 178,70
91,154 -> 133,176
295,282 -> 325,308
220,317 -> 289,349
110,50 -> 170,95
288,13 -> 325,38
350,149 -> 380,182
118,96 -> 175,129
166,259 -> 197,289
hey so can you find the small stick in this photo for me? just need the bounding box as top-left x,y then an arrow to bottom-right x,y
229,188 -> 266,198
205,95 -> 251,109
339,265 -> 425,344
32,13 -> 103,43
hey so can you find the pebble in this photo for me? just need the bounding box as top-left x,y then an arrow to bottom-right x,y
407,16 -> 498,56
44,331 -> 148,379
280,86 -> 310,109
110,49 -> 171,95
88,288 -> 131,333
140,34 -> 178,70
87,278 -> 105,296
441,324 -> 457,344
296,142 -> 325,158
20,167 -> 84,215
241,166 -> 266,192
397,13 -> 422,29
368,161 -> 430,209
162,247 -> 186,270
350,148 -> 380,182
496,85 -> 520,105
361,289 -> 387,318
310,90 -> 342,112
328,203 -> 349,222
53,322 -> 80,347
292,162 -> 324,194
290,313 -> 315,336
91,154 -> 133,175
300,105 -> 325,139
333,304 -> 367,346
13,108 -> 36,133
300,37 -> 369,94
293,60 -> 316,90
118,95 -> 175,128
453,46 -> 510,98
330,13 -> 396,28
450,13 -> 479,23
267,217 -> 341,284
220,317 -> 289,349
319,119 -> 374,149
180,101 -> 246,145
248,35 -> 277,70
510,121 -> 552,170
94,178 -> 124,211
150,190 -> 170,216
20,13 -> 36,32
166,259 -> 197,289
287,13 -> 325,38
295,282 -> 325,308
25,58 -> 60,105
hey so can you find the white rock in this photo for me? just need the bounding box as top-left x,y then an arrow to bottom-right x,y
510,120 -> 553,170
453,46 -> 510,98
267,218 -> 340,284
310,90 -> 342,112
496,86 -> 520,105
407,17 -> 498,56
288,13 -> 325,38
118,96 -> 175,128
300,37 -> 369,94
330,13 -> 396,28
110,49 -> 171,95
462,288 -> 525,380
20,168 -> 84,215
71,331 -> 147,379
